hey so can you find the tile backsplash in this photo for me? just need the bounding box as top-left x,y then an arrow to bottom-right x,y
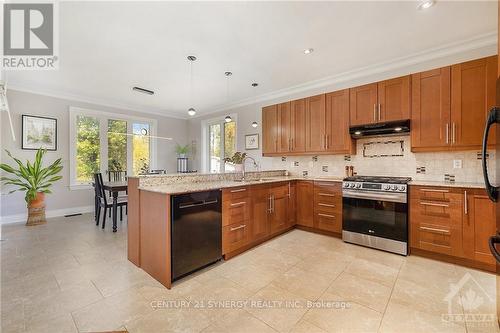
270,136 -> 496,184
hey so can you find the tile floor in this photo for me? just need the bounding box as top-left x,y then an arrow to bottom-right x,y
1,214 -> 498,333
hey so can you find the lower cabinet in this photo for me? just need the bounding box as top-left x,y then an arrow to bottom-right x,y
296,180 -> 314,227
313,181 -> 342,233
410,185 -> 497,270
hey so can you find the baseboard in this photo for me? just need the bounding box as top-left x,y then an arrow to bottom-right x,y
0,205 -> 94,225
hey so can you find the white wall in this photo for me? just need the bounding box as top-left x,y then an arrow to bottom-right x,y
0,90 -> 188,222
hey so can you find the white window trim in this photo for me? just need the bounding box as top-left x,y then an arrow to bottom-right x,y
69,106 -> 158,190
201,113 -> 238,173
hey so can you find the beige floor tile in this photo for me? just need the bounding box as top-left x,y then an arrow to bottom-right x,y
72,288 -> 153,332
218,262 -> 280,293
327,272 -> 391,313
202,309 -> 277,333
249,249 -> 302,274
379,302 -> 466,333
246,283 -> 309,333
25,312 -> 78,333
295,254 -> 348,280
272,266 -> 333,301
303,293 -> 383,333
289,319 -> 327,333
344,258 -> 399,288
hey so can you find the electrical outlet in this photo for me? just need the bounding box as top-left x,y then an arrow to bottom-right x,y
453,160 -> 462,169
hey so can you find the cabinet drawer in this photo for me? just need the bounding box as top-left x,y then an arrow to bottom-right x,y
414,223 -> 460,256
222,222 -> 249,254
314,211 -> 342,233
222,199 -> 250,227
314,199 -> 342,214
223,187 -> 249,201
314,181 -> 342,195
410,198 -> 462,227
410,186 -> 462,202
269,183 -> 290,198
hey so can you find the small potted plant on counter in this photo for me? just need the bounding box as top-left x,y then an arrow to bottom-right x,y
175,144 -> 191,158
0,148 -> 63,226
223,152 -> 247,172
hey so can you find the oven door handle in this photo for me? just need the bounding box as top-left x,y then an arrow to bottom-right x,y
342,190 -> 407,203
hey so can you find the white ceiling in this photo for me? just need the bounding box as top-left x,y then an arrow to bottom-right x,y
6,1 -> 497,119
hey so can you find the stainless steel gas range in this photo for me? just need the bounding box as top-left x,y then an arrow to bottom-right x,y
342,176 -> 411,256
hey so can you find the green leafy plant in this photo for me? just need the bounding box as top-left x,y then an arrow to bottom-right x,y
0,148 -> 63,203
224,152 -> 247,164
175,143 -> 191,156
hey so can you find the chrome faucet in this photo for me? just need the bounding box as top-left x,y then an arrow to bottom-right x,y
241,156 -> 259,181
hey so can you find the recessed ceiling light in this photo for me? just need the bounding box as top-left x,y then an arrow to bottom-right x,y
303,48 -> 314,55
224,115 -> 232,123
417,0 -> 435,10
132,86 -> 154,95
252,121 -> 258,128
188,108 -> 196,116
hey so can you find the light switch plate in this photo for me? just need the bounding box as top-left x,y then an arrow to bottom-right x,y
453,160 -> 462,169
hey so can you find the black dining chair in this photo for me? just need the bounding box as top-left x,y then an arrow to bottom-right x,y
107,170 -> 127,182
94,173 -> 128,229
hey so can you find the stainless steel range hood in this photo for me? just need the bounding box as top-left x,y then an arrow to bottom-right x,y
349,120 -> 410,138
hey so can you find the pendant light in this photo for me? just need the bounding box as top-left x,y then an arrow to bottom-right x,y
187,55 -> 197,116
251,82 -> 259,128
224,71 -> 232,122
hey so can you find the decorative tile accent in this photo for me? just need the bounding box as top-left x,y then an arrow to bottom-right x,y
344,155 -> 351,161
322,166 -> 328,172
477,152 -> 489,160
294,161 -> 299,167
281,157 -> 287,162
302,171 -> 309,177
312,156 -> 318,162
444,174 -> 456,182
416,166 -> 426,174
363,140 -> 404,158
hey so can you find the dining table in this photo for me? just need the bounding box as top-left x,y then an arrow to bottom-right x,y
101,181 -> 128,232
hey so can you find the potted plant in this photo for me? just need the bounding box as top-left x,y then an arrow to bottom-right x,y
223,152 -> 247,172
175,144 -> 191,158
0,148 -> 63,226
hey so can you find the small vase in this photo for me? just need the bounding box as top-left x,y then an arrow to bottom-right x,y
26,192 -> 46,226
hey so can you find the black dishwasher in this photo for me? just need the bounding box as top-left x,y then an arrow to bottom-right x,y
171,190 -> 222,281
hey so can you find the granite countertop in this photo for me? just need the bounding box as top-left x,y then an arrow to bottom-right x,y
138,175 -> 344,195
409,180 -> 486,189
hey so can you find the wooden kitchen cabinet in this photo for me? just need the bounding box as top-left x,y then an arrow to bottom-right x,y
287,182 -> 296,226
411,67 -> 451,151
306,94 -> 327,152
463,189 -> 497,267
350,83 -> 378,126
250,184 -> 271,242
325,89 -> 355,154
278,100 -> 307,153
269,183 -> 289,234
296,180 -> 314,227
222,186 -> 251,254
313,181 -> 342,233
262,105 -> 279,155
451,56 -> 497,149
378,76 -> 411,122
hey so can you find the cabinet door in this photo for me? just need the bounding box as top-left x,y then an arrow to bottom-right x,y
270,194 -> 288,234
250,185 -> 270,242
306,94 -> 327,152
325,89 -> 354,154
278,102 -> 291,153
349,83 -> 378,126
451,56 -> 497,149
463,189 -> 497,266
296,181 -> 314,227
411,67 -> 451,151
378,76 -> 411,122
262,105 -> 278,155
291,99 -> 307,153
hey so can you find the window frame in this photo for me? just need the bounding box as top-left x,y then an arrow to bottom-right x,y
201,113 -> 237,173
69,107 -> 158,190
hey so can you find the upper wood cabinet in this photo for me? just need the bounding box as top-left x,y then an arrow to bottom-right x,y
326,89 -> 355,154
306,94 -> 327,152
262,105 -> 278,155
350,83 -> 378,126
411,67 -> 451,151
277,100 -> 306,154
277,102 -> 291,153
451,56 -> 497,149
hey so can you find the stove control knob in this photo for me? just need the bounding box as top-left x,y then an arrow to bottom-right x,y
350,183 -> 356,188
343,182 -> 349,188
383,184 -> 391,190
398,185 -> 406,191
355,183 -> 361,188
391,185 -> 397,191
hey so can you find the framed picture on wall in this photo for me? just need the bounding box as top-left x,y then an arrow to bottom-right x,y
245,134 -> 259,150
22,115 -> 57,151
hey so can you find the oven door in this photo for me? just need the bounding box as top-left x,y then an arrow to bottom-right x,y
342,190 -> 408,242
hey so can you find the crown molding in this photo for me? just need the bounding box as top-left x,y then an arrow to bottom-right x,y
201,31 -> 497,117
6,81 -> 189,120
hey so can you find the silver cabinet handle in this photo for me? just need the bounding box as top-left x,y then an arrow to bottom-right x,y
318,203 -> 336,208
230,188 -> 246,193
378,104 -> 381,121
291,138 -> 294,151
464,190 -> 468,215
230,201 -> 246,207
420,201 -> 449,207
318,193 -> 335,197
445,123 -> 449,144
318,213 -> 336,218
420,188 -> 449,193
272,194 -> 275,213
230,224 -> 246,231
452,123 -> 456,144
325,134 -> 329,149
288,182 -> 291,198
420,226 -> 450,234
268,195 -> 272,213
373,104 -> 377,122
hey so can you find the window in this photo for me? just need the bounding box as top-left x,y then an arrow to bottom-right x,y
69,107 -> 157,188
205,115 -> 237,173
